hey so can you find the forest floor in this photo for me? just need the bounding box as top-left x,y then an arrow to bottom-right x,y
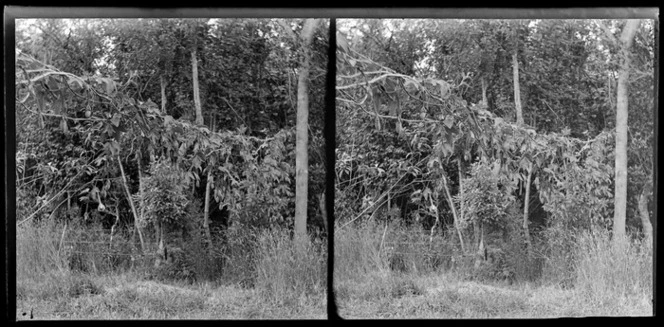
16,272 -> 326,320
334,270 -> 652,318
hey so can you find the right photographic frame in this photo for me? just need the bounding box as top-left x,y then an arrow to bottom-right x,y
333,15 -> 657,318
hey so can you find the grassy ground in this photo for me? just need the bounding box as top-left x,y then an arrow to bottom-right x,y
334,270 -> 652,318
333,221 -> 653,318
17,272 -> 326,320
16,221 -> 327,320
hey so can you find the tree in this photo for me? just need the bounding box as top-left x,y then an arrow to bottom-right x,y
294,19 -> 320,240
612,19 -> 641,243
188,21 -> 205,125
512,25 -> 524,125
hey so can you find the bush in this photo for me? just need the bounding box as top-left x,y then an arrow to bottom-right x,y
140,159 -> 191,231
150,247 -> 196,283
185,226 -> 224,283
254,228 -> 327,304
500,219 -> 544,283
67,273 -> 105,297
541,223 -> 577,288
154,212 -> 225,284
221,224 -> 260,287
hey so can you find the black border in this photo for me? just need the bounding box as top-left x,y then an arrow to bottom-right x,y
325,19 -> 340,321
5,12 -> 17,324
4,6 -> 660,322
3,7 -> 661,19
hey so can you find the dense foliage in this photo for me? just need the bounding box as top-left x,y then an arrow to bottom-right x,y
335,19 -> 654,282
15,18 -> 329,283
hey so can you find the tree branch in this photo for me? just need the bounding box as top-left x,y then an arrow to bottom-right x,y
277,19 -> 298,43
597,20 -> 619,46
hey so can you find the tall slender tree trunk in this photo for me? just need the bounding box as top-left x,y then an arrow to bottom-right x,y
523,162 -> 534,255
512,51 -> 523,125
153,219 -> 165,266
613,19 -> 640,244
294,19 -> 319,241
160,74 -> 167,114
318,192 -> 328,235
481,76 -> 488,108
117,156 -> 145,254
440,170 -> 465,253
203,170 -> 213,252
458,159 -> 475,250
191,47 -> 203,125
136,153 -> 149,253
638,180 -> 653,247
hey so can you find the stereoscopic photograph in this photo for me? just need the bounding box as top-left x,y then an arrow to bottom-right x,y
13,16 -> 329,319
7,8 -> 657,321
333,18 -> 655,318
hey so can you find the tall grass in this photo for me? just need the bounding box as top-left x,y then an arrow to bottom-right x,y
574,228 -> 653,306
335,220 -> 458,283
254,228 -> 327,305
334,220 -> 390,281
17,218 -> 69,279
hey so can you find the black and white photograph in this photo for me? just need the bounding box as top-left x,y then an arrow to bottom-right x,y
12,15 -> 329,319
5,7 -> 658,321
333,17 -> 655,318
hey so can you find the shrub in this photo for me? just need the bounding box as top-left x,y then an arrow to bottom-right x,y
456,161 -> 517,235
67,273 -> 105,297
154,207 -> 225,284
541,223 -> 577,288
140,159 -> 191,231
221,223 -> 260,287
150,246 -> 196,283
500,218 -> 544,283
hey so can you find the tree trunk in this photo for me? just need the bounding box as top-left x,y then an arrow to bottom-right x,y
203,170 -> 213,252
440,169 -> 466,253
481,76 -> 488,108
458,159 -> 475,250
613,19 -> 640,244
318,192 -> 328,235
137,153 -> 146,231
523,162 -> 534,255
191,47 -> 203,125
473,220 -> 480,250
294,19 -> 319,241
109,206 -> 120,249
154,220 -> 166,267
638,180 -> 653,247
160,74 -> 167,114
512,51 -> 523,125
117,156 -> 145,254
136,153 -> 150,258
474,221 -> 487,269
